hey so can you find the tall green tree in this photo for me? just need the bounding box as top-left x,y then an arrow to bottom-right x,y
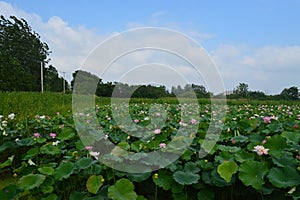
280,86 -> 299,100
233,83 -> 249,98
0,15 -> 50,91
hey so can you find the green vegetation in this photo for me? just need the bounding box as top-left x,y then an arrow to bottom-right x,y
0,92 -> 300,199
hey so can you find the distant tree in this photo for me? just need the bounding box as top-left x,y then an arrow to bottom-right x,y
249,91 -> 266,100
44,65 -> 69,92
233,83 -> 249,98
280,86 -> 299,100
171,84 -> 209,98
0,15 -> 50,91
71,70 -> 101,94
97,82 -> 115,97
132,85 -> 168,98
192,84 -> 210,98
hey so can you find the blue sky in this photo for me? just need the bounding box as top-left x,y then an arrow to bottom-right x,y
1,0 -> 300,94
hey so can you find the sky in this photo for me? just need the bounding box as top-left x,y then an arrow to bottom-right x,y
1,0 -> 300,94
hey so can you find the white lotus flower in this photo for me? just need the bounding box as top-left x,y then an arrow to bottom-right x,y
28,159 -> 36,166
8,113 -> 15,120
2,130 -> 7,136
89,151 -> 100,159
52,140 -> 60,146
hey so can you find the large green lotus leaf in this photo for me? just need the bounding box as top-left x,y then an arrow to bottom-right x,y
54,162 -> 74,180
234,150 -> 255,163
173,171 -> 200,185
41,185 -> 54,194
16,138 -> 35,146
40,143 -> 61,155
239,160 -> 268,190
38,167 -> 54,175
184,162 -> 201,174
86,175 -> 104,194
281,131 -> 300,145
267,166 -> 300,188
18,174 -> 46,190
264,135 -> 287,157
108,178 -> 138,200
152,170 -> 173,190
23,148 -> 39,160
217,161 -> 238,183
57,128 -> 75,141
272,156 -> 298,168
76,157 -> 96,170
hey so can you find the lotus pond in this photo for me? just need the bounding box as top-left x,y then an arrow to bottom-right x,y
0,101 -> 300,200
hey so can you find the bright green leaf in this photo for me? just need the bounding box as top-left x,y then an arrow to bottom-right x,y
264,135 -> 287,157
86,175 -> 104,194
18,174 -> 46,190
77,157 -> 95,170
57,128 -> 75,141
108,178 -> 138,200
23,148 -> 38,160
38,167 -> 54,175
54,162 -> 74,180
217,161 -> 238,183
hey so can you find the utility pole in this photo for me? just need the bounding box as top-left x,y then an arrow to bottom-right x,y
41,61 -> 44,93
62,71 -> 66,94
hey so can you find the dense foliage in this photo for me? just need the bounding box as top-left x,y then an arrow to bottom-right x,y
0,15 -> 68,92
0,99 -> 300,199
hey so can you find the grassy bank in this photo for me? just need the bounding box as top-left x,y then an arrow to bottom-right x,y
0,92 -> 298,119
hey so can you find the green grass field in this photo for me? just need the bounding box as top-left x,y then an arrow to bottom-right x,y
0,92 -> 298,120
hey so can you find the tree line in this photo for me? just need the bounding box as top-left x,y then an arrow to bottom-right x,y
0,15 -> 69,92
1,15 -> 299,100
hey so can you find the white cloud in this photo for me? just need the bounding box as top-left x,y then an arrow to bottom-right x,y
211,45 -> 300,94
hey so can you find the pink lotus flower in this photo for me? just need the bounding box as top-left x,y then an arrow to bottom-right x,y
253,145 -> 269,156
262,139 -> 267,145
33,133 -> 40,138
85,146 -> 93,151
134,119 -> 140,123
159,143 -> 166,148
154,129 -> 161,134
190,118 -> 197,125
294,124 -> 298,129
263,116 -> 271,123
49,133 -> 57,138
